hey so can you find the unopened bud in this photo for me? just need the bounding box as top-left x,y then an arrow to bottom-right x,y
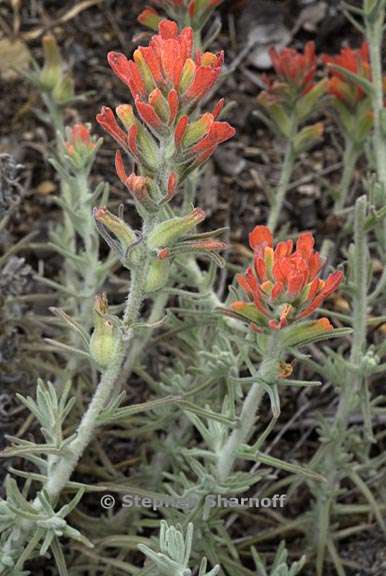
40,34 -> 62,90
52,72 -> 75,104
147,208 -> 206,250
64,123 -> 96,168
230,301 -> 268,326
144,259 -> 170,293
293,122 -> 324,154
89,294 -> 120,369
137,7 -> 162,30
94,207 -> 136,250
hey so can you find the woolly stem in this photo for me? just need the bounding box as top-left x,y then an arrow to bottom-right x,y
267,119 -> 297,233
315,196 -> 368,576
333,139 -> 359,212
0,255 -> 148,571
366,5 -> 386,192
216,332 -> 282,482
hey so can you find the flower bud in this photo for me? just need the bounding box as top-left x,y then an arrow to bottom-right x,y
147,208 -> 206,250
293,122 -> 324,154
52,72 -> 75,104
138,7 -> 163,30
144,259 -> 171,293
230,301 -> 269,326
94,207 -> 136,251
89,294 -> 121,369
64,123 -> 97,169
40,34 -> 62,90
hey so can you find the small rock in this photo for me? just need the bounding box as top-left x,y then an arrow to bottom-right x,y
214,148 -> 247,176
36,180 -> 57,196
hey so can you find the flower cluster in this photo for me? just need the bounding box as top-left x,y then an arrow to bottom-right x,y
64,123 -> 97,169
228,226 -> 343,331
322,42 -> 377,143
322,42 -> 371,105
138,0 -> 223,33
257,42 -> 325,147
267,42 -> 318,97
97,20 -> 235,193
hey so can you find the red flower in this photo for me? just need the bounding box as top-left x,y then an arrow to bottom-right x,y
230,226 -> 343,330
65,123 -> 96,156
97,21 -> 235,183
268,41 -> 317,96
64,123 -> 97,166
322,42 -> 371,105
108,20 -> 223,126
97,19 -> 235,191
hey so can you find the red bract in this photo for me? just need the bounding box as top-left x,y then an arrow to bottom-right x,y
230,226 -> 343,330
322,42 -> 371,105
268,41 -> 317,96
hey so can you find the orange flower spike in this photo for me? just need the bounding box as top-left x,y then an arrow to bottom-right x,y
269,41 -> 317,94
65,123 -> 96,158
322,42 -> 371,104
229,226 -> 344,331
99,20 -> 234,186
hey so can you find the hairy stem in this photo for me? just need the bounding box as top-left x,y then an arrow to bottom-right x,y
216,333 -> 282,482
315,196 -> 368,576
366,5 -> 386,192
0,261 -> 148,571
333,139 -> 359,212
267,123 -> 297,233
45,347 -> 125,497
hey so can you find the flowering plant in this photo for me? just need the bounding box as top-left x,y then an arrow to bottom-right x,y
322,43 -> 375,144
1,1 -> 386,576
256,43 -> 326,230
98,20 -> 234,187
